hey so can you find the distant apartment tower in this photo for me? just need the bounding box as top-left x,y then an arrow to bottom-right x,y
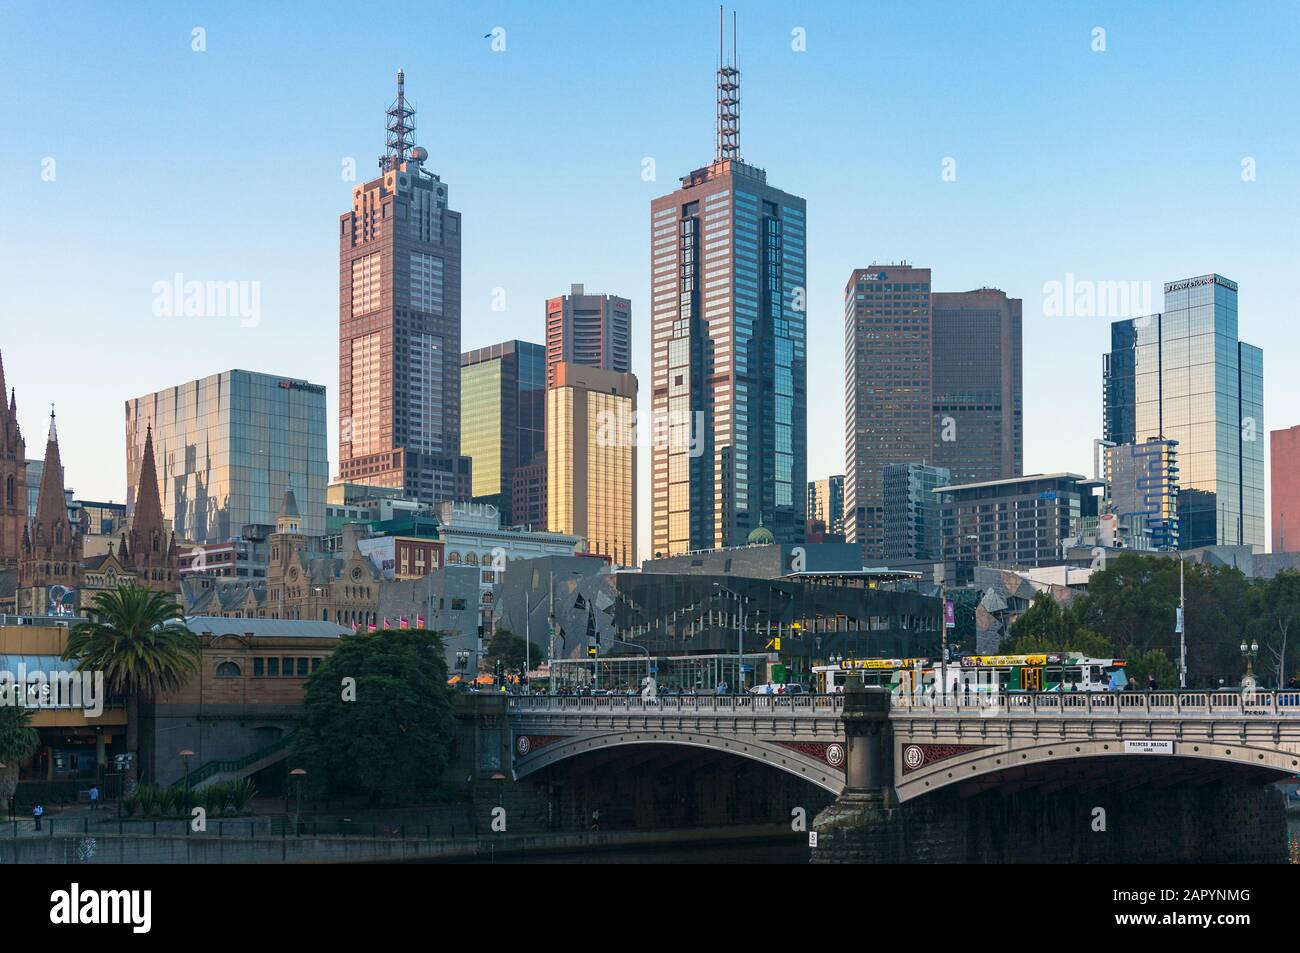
938,473 -> 1089,569
547,363 -> 638,566
338,71 -> 469,506
650,21 -> 807,556
931,289 -> 1023,484
883,463 -> 950,563
545,285 -> 631,387
1272,425 -> 1300,552
126,371 -> 329,543
807,476 -> 844,543
1102,274 -> 1263,550
1104,438 -> 1180,551
460,341 -> 545,525
844,265 -> 933,560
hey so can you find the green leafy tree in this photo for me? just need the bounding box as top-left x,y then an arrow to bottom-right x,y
1076,554 -> 1250,686
484,628 -> 544,675
64,585 -> 200,780
294,628 -> 455,804
0,706 -> 39,806
1126,649 -> 1178,690
1247,571 -> 1300,688
1005,592 -> 1112,656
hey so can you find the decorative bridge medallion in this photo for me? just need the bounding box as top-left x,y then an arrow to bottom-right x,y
514,735 -> 569,757
777,741 -> 846,771
901,742 -> 992,774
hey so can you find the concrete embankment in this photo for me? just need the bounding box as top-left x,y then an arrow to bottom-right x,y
3,823 -> 800,864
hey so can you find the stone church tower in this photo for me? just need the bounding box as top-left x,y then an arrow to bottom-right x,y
119,424 -> 179,594
0,351 -> 27,570
18,409 -> 82,615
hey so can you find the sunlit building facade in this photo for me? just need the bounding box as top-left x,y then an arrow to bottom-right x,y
547,362 -> 637,566
460,340 -> 545,525
125,371 -> 328,543
545,284 -> 631,387
1103,274 -> 1264,550
1104,438 -> 1180,551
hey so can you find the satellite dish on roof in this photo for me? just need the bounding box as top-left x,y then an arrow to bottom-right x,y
411,146 -> 428,162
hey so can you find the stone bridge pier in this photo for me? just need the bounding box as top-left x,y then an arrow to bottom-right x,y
811,680 -> 1293,864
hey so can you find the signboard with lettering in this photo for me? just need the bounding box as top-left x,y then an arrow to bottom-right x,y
1123,740 -> 1173,755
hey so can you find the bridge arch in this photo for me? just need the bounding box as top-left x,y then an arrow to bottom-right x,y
894,737 -> 1300,803
514,730 -> 846,794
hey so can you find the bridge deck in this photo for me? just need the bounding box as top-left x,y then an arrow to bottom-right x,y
891,690 -> 1300,718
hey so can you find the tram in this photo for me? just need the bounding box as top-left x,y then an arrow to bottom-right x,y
812,654 -> 1128,694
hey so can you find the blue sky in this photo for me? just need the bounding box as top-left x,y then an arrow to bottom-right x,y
1,0 -> 1297,555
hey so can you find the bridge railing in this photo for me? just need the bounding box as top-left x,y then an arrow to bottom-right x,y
507,694 -> 845,715
891,690 -> 1300,716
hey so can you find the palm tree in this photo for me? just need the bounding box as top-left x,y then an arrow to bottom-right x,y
64,585 -> 201,781
0,706 -> 39,807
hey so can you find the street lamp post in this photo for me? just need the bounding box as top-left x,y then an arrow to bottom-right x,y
712,583 -> 748,694
179,748 -> 194,796
1240,638 -> 1259,692
290,768 -> 307,836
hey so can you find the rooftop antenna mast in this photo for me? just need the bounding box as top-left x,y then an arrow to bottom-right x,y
381,68 -> 416,171
716,7 -> 740,161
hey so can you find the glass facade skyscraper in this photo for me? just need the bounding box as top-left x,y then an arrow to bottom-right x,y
125,370 -> 328,543
1102,274 -> 1264,550
460,340 -> 546,525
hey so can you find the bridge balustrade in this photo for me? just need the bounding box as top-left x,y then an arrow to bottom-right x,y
889,690 -> 1300,716
507,694 -> 845,715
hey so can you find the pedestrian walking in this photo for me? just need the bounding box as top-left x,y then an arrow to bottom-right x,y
6,794 -> 14,821
88,785 -> 99,811
32,803 -> 43,830
1147,674 -> 1158,692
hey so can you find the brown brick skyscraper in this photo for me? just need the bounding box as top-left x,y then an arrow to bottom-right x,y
337,70 -> 468,504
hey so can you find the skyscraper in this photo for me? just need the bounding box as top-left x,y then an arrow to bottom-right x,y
126,370 -> 329,543
1102,274 -> 1264,550
545,285 -> 631,387
650,14 -> 807,556
338,71 -> 468,506
547,362 -> 638,566
883,463 -> 950,563
931,289 -> 1023,484
844,265 -> 933,560
460,340 -> 546,524
1104,437 -> 1180,551
1271,425 -> 1300,553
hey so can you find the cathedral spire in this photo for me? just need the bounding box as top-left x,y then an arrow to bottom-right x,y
132,423 -> 165,542
34,406 -> 67,530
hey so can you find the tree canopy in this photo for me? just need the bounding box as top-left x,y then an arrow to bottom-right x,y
294,628 -> 456,803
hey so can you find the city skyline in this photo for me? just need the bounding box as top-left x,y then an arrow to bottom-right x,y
2,2 -> 1297,559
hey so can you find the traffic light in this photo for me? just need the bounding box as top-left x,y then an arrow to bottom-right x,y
587,643 -> 598,659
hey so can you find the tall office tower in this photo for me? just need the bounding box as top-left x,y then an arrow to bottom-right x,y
461,341 -> 546,524
1271,425 -> 1300,552
547,363 -> 638,566
338,71 -> 469,506
545,284 -> 631,387
0,351 -> 27,568
807,475 -> 844,542
649,14 -> 807,556
126,371 -> 329,543
883,463 -> 950,563
1104,438 -> 1180,551
930,289 -> 1023,484
844,265 -> 933,560
1102,274 -> 1264,550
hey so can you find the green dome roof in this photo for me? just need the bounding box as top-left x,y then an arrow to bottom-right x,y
747,523 -> 775,546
